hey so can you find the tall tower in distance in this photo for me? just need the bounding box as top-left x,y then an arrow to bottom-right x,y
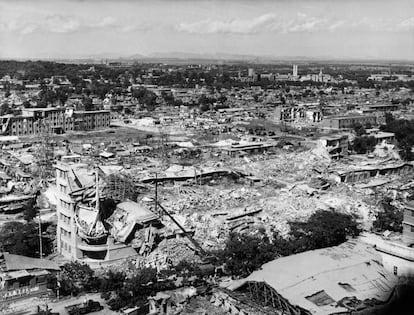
248,68 -> 255,77
292,64 -> 298,77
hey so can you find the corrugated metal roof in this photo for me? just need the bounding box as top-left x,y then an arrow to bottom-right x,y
229,240 -> 398,314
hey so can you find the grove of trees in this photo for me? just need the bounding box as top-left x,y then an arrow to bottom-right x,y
372,197 -> 403,233
351,135 -> 377,154
131,87 -> 158,111
215,210 -> 361,277
381,113 -> 414,161
0,221 -> 54,258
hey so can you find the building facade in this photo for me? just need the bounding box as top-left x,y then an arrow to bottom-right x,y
0,108 -> 110,136
318,135 -> 349,160
322,115 -> 377,129
73,110 -> 111,131
402,201 -> 414,246
55,162 -> 111,262
55,162 -> 138,267
0,253 -> 59,304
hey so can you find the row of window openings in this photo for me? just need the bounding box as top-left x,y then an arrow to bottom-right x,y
61,228 -> 71,238
60,240 -> 72,253
13,124 -> 74,130
60,213 -> 71,225
6,276 -> 46,289
60,199 -> 71,209
57,169 -> 67,179
59,184 -> 67,193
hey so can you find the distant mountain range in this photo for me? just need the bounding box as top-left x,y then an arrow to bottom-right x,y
3,51 -> 413,65
68,52 -> 414,64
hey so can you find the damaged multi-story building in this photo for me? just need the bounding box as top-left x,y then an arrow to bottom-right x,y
55,161 -> 161,267
318,135 -> 349,160
0,107 -> 111,136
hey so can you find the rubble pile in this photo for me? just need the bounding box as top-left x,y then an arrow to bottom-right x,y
144,149 -> 385,255
160,186 -> 261,214
235,148 -> 331,182
137,238 -> 202,270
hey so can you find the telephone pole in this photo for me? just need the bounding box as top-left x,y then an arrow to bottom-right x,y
38,205 -> 43,259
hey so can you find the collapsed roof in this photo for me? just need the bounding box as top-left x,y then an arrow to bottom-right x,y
107,200 -> 159,243
228,239 -> 398,314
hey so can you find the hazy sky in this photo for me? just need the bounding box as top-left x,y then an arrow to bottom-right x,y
0,0 -> 414,60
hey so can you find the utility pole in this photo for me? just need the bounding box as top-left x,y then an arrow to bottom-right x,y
156,202 -> 206,257
36,119 -> 51,260
155,172 -> 158,216
38,209 -> 43,259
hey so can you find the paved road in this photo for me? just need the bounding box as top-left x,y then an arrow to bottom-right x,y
6,293 -> 118,315
46,293 -> 118,315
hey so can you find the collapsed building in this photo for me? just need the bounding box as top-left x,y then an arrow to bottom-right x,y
221,239 -> 398,315
54,161 -> 200,267
317,135 -> 349,160
273,105 -> 322,124
107,200 -> 160,255
141,164 -> 244,184
55,162 -> 145,266
0,152 -> 37,214
329,161 -> 413,183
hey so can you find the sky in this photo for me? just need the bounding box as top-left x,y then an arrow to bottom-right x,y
0,0 -> 414,60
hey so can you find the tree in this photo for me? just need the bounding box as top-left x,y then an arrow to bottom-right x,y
105,267 -> 158,311
399,139 -> 414,161
0,102 -> 12,115
99,270 -> 126,293
55,87 -> 69,105
381,113 -> 414,161
83,96 -> 93,111
218,95 -> 227,104
373,197 -> 403,232
288,210 -> 360,252
22,100 -> 32,108
0,221 -> 52,257
161,91 -> 175,105
132,87 -> 157,111
23,198 -> 38,221
214,211 -> 360,278
353,123 -> 366,136
384,112 -> 395,126
58,262 -> 96,296
352,136 -> 376,154
215,229 -> 277,277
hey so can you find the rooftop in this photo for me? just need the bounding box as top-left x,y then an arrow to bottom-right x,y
229,239 -> 397,314
2,252 -> 60,271
116,200 -> 158,223
327,114 -> 376,120
22,107 -> 64,112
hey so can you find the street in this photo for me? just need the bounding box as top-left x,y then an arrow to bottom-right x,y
5,293 -> 118,315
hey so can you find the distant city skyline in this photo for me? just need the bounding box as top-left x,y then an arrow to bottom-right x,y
1,0 -> 414,61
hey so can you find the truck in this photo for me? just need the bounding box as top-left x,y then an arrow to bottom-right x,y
32,305 -> 59,315
64,299 -> 103,315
